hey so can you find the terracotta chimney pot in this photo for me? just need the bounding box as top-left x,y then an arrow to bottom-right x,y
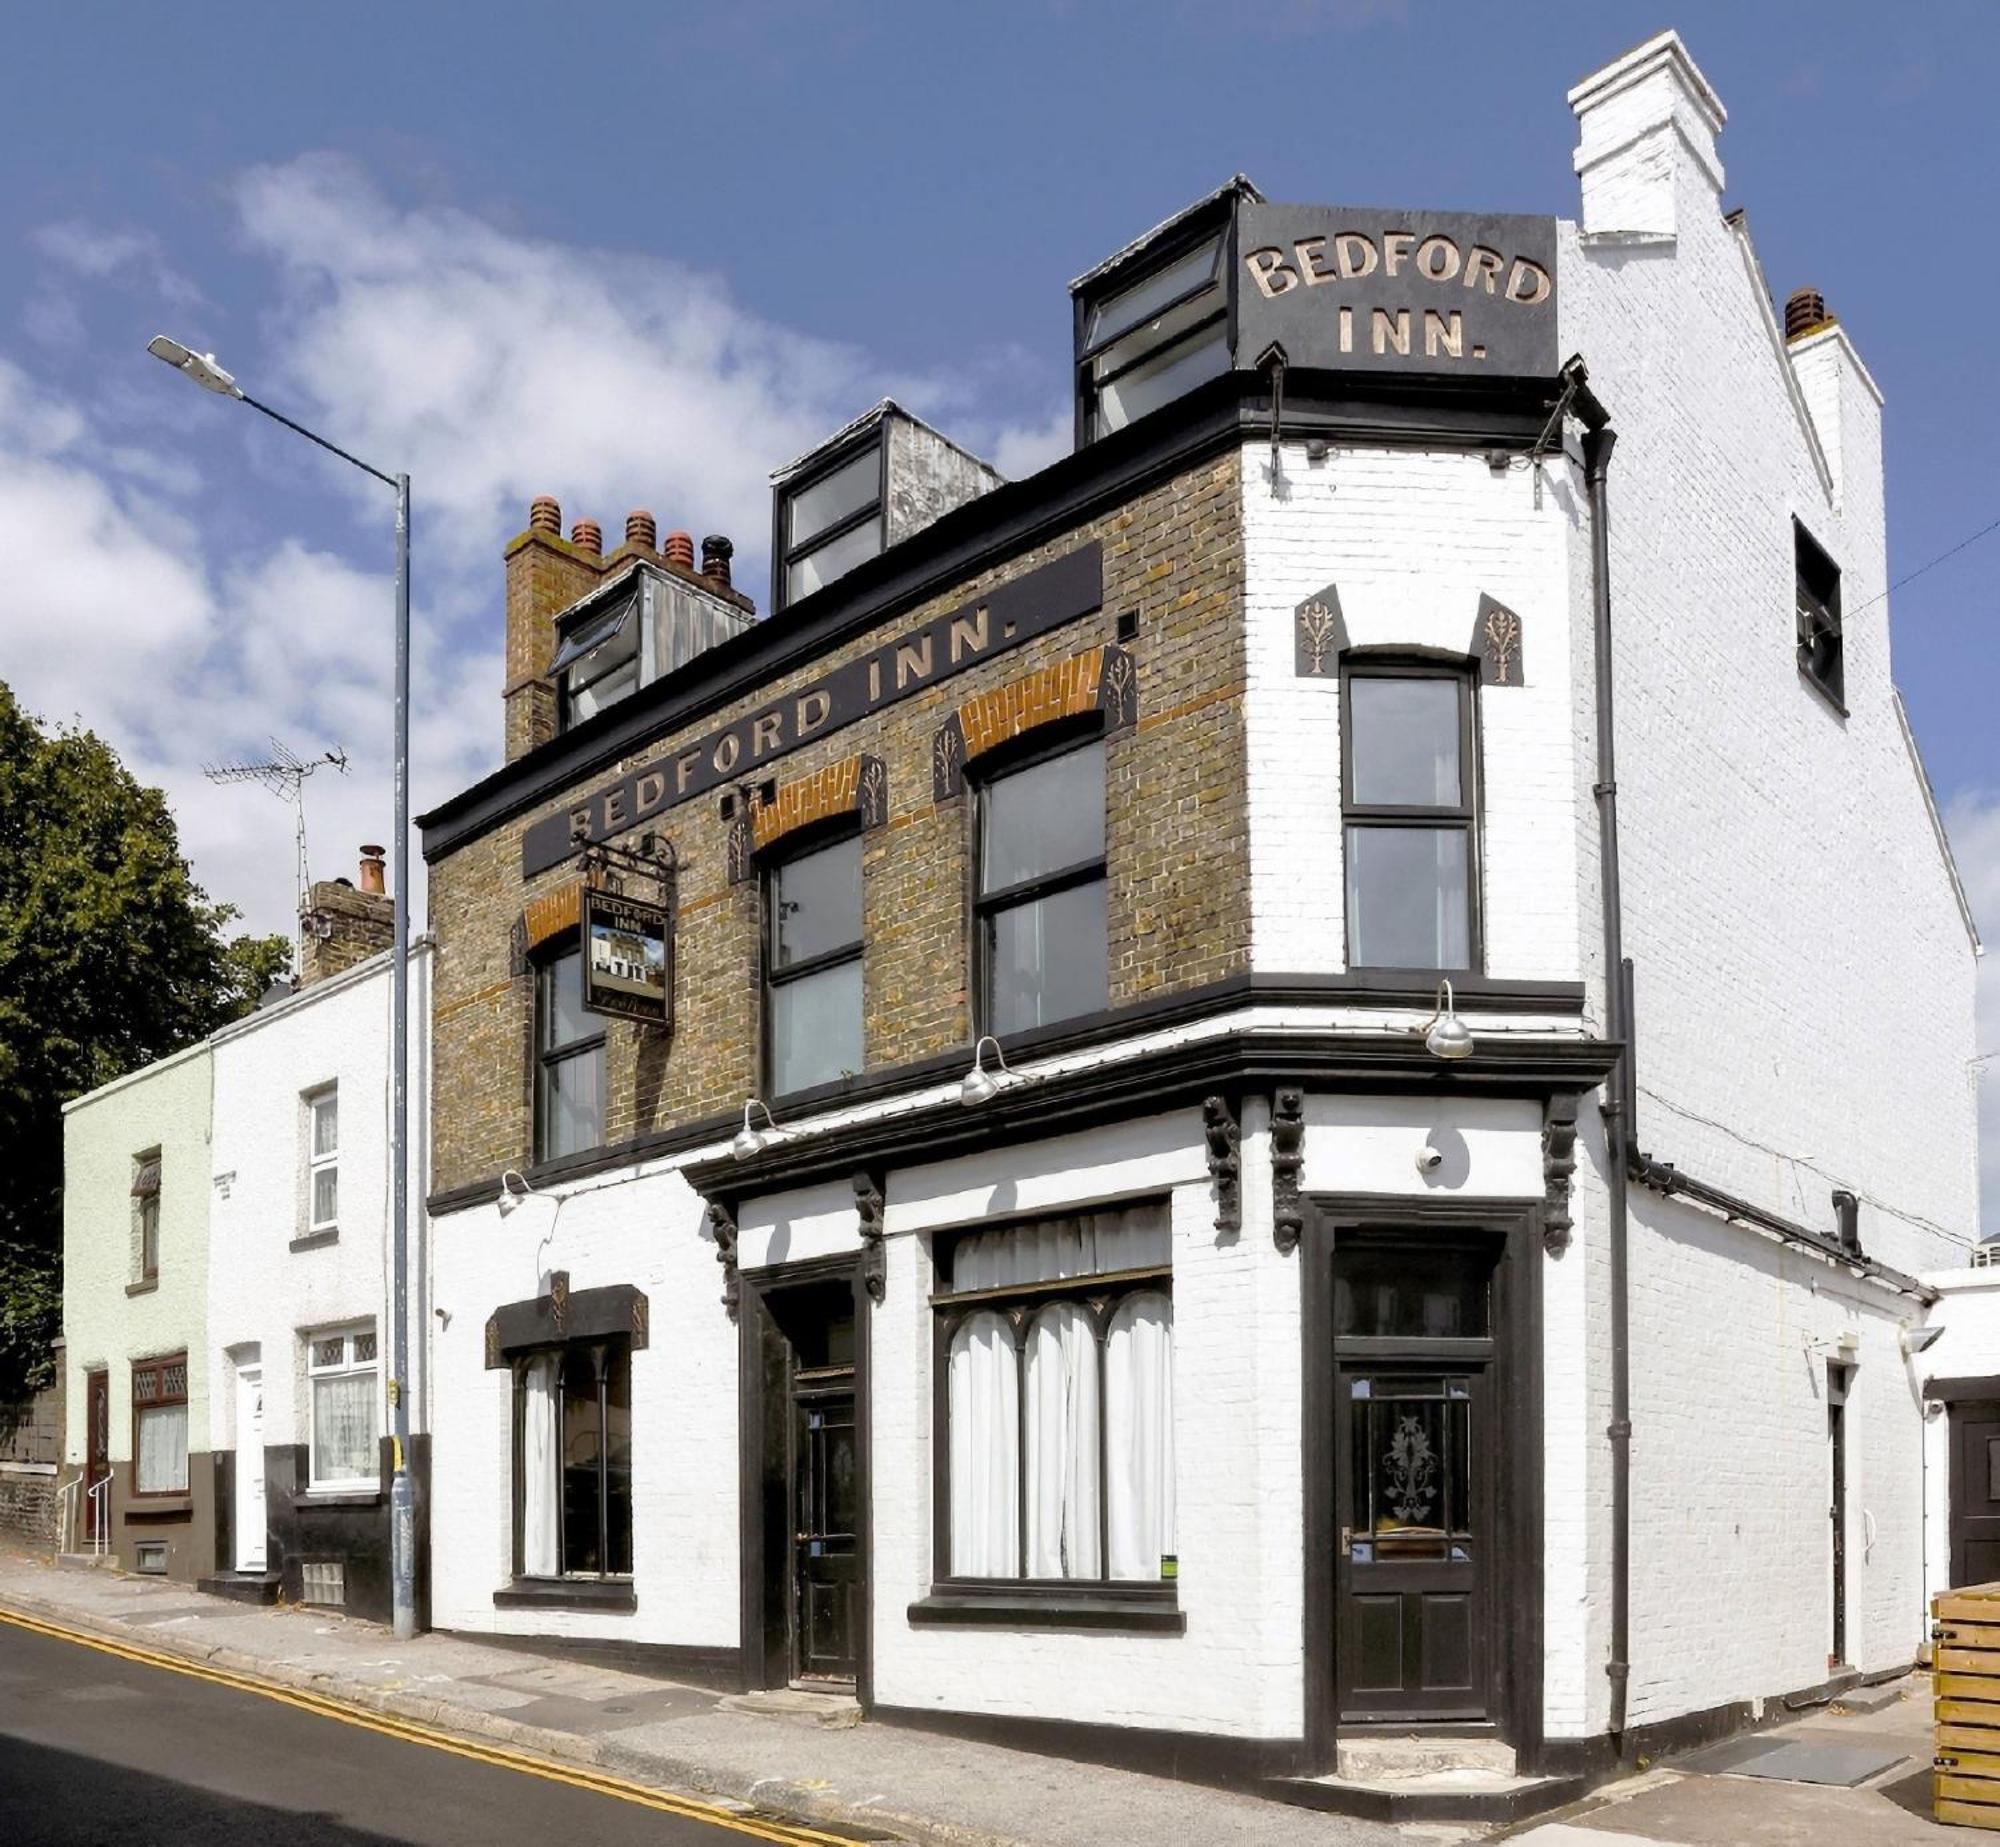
625,509 -> 658,553
663,530 -> 696,570
528,495 -> 562,534
1784,287 -> 1832,341
571,519 -> 603,556
358,844 -> 387,895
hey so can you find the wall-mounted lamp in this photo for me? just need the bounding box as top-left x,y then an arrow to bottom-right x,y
497,1169 -> 535,1217
960,1036 -> 1016,1107
733,1098 -> 781,1160
1420,981 -> 1475,1061
1901,1323 -> 1945,1358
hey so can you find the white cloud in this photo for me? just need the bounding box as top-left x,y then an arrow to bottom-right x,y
1945,792 -> 2000,1239
4,158 -> 1063,952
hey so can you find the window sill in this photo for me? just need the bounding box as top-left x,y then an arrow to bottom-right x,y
126,1494 -> 192,1518
493,1577 -> 637,1613
296,1487 -> 382,1508
908,1589 -> 1184,1633
290,1229 -> 339,1253
125,1279 -> 159,1297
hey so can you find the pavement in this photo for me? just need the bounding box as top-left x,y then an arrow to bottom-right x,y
0,1546 -> 1978,1846
0,1547 -> 1435,1847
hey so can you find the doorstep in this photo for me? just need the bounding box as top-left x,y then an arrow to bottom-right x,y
196,1571 -> 283,1606
1266,1765 -> 1589,1825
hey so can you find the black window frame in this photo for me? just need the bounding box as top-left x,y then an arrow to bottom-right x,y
772,434 -> 887,614
532,939 -> 606,1166
1795,518 -> 1846,713
553,587 -> 642,735
926,1210 -> 1178,1617
508,1335 -> 633,1584
971,721 -> 1110,1040
1074,220 -> 1233,446
1339,657 -> 1482,974
761,820 -> 867,1099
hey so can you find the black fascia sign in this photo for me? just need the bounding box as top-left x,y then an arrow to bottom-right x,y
1237,204 -> 1559,379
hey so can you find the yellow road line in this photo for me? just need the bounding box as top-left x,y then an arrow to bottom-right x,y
0,1605 -> 866,1847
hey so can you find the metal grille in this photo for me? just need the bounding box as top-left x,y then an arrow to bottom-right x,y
300,1561 -> 345,1607
353,1331 -> 378,1363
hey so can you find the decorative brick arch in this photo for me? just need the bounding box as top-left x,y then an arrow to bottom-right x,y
727,752 -> 887,882
932,642 -> 1137,802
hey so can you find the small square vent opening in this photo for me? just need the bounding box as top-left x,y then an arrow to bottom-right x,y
300,1561 -> 346,1608
134,1542 -> 168,1576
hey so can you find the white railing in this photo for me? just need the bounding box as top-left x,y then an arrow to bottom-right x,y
58,1474 -> 110,1557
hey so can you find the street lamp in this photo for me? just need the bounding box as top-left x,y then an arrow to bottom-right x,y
149,333 -> 419,1644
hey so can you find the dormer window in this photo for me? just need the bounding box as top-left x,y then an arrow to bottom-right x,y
553,587 -> 640,729
1076,231 -> 1229,441
550,567 -> 755,734
779,439 -> 884,608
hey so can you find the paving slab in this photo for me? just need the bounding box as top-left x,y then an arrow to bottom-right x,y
0,1546 -> 1444,1847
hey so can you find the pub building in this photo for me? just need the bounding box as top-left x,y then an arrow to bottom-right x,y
417,33 -> 1980,1815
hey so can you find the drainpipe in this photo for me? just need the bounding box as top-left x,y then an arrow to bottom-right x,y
1566,357 -> 1632,1748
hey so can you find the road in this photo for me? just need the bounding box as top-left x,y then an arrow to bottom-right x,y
0,1614 -> 867,1846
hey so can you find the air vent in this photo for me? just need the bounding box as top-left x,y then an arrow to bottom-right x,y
134,1542 -> 168,1575
300,1561 -> 346,1607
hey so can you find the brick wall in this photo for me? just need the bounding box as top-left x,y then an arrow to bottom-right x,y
299,882 -> 393,988
430,453 -> 1248,1194
0,1378 -> 63,1544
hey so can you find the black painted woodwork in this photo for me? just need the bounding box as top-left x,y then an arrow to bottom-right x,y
1949,1399 -> 2000,1590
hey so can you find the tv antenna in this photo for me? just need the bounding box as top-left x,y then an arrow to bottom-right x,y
202,740 -> 349,967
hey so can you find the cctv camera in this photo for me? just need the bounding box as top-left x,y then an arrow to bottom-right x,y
1415,1145 -> 1444,1175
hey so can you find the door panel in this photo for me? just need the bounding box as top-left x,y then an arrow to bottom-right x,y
792,1390 -> 858,1682
235,1368 -> 266,1573
84,1371 -> 110,1544
1950,1402 -> 2000,1588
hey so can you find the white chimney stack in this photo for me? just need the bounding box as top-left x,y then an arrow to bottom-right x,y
1568,30 -> 1727,243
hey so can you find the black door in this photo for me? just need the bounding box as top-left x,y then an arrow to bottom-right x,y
1336,1365 -> 1491,1720
1828,1368 -> 1847,1667
791,1383 -> 859,1683
1949,1400 -> 2000,1588
1331,1236 -> 1498,1725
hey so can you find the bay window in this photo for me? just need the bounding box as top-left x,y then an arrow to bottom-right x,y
935,1203 -> 1175,1591
131,1352 -> 188,1496
513,1339 -> 632,1580
307,1326 -> 379,1489
764,831 -> 864,1096
976,735 -> 1108,1036
1341,663 -> 1478,970
534,944 -> 604,1163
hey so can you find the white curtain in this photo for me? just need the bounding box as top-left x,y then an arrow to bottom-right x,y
946,1202 -> 1169,1292
520,1354 -> 561,1577
312,1373 -> 378,1484
1024,1302 -> 1102,1579
1105,1292 -> 1175,1581
948,1311 -> 1019,1577
136,1404 -> 188,1494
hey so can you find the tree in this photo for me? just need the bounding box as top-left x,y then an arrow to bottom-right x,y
0,684 -> 290,1396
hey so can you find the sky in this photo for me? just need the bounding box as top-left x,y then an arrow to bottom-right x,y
0,1 -> 1992,1224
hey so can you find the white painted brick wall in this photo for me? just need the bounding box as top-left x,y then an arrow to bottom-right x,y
206,946 -> 432,1458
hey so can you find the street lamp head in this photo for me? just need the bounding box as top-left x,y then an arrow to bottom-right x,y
146,334 -> 244,399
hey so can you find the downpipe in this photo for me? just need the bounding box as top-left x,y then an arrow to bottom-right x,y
1569,361 -> 1633,1748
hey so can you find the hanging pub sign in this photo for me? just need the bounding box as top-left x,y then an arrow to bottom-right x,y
1236,204 -> 1558,379
581,888 -> 672,1027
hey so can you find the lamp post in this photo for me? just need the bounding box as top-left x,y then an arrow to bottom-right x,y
148,335 -> 419,1643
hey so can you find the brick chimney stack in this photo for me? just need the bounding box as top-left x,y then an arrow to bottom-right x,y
298,847 -> 396,988
502,494 -> 613,761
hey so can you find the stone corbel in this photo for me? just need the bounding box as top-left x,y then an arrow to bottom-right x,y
1201,1095 -> 1242,1239
706,1199 -> 740,1320
854,1169 -> 886,1303
1272,1087 -> 1306,1255
1542,1092 -> 1581,1254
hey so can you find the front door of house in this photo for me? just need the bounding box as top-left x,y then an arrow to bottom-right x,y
235,1362 -> 266,1573
1949,1400 -> 2000,1588
83,1369 -> 110,1545
1332,1237 -> 1498,1725
791,1380 -> 859,1684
